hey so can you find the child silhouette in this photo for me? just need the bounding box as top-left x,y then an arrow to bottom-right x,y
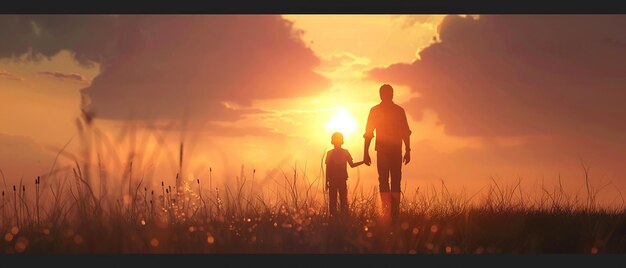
326,132 -> 365,217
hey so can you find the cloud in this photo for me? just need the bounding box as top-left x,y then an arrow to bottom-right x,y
38,71 -> 88,82
321,52 -> 371,69
0,69 -> 24,81
317,52 -> 372,80
0,15 -> 329,121
391,15 -> 448,30
0,15 -> 120,67
369,15 -> 626,142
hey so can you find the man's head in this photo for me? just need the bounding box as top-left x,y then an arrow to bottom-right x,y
331,132 -> 344,146
379,84 -> 394,103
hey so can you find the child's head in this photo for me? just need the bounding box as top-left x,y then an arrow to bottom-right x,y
331,132 -> 344,146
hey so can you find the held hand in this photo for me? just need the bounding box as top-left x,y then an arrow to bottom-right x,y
403,151 -> 411,165
364,153 -> 371,166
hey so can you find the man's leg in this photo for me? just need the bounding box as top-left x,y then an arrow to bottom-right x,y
377,150 -> 391,192
377,151 -> 391,218
338,180 -> 349,216
389,150 -> 403,219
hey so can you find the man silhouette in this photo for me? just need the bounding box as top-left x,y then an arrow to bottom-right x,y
363,84 -> 411,220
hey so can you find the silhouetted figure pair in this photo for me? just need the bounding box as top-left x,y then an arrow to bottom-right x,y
325,84 -> 411,221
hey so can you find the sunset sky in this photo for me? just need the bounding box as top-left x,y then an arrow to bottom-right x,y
1,15 -> 625,205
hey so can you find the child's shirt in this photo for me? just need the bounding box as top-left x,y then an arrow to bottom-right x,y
325,148 -> 353,180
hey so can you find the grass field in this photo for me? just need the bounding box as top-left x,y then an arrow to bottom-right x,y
1,165 -> 625,254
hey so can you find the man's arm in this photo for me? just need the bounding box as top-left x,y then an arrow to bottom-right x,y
363,108 -> 375,166
402,134 -> 411,165
363,137 -> 372,165
401,108 -> 412,165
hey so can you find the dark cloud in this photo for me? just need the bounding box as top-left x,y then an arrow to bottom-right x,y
369,15 -> 626,142
38,71 -> 88,82
0,69 -> 24,81
0,15 -> 119,66
0,15 -> 329,121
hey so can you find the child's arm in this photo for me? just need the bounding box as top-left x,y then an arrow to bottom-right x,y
348,159 -> 365,168
346,150 -> 364,168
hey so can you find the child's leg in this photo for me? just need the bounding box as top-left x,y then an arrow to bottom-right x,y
328,180 -> 338,216
338,179 -> 349,216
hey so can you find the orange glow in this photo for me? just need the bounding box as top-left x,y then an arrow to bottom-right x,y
15,237 -> 28,253
4,233 -> 13,242
326,108 -> 357,136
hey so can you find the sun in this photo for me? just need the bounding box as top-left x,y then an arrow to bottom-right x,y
326,108 -> 357,136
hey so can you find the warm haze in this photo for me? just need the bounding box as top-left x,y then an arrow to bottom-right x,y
1,15 -> 625,208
